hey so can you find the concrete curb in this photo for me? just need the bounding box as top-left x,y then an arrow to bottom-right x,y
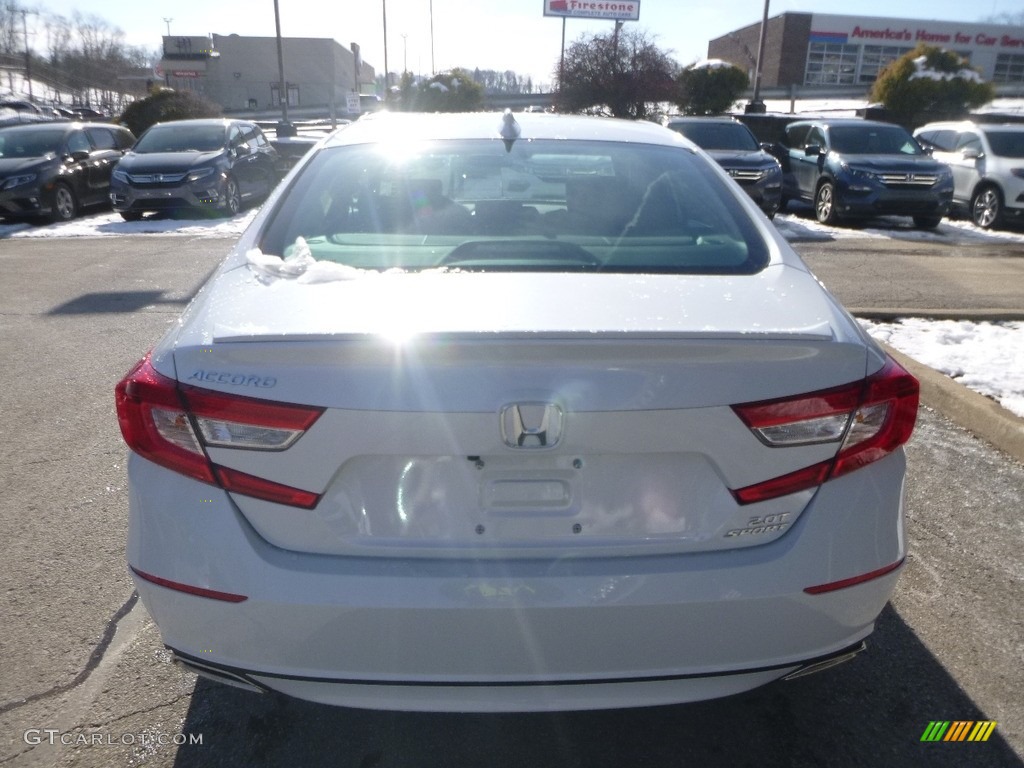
881,344 -> 1024,466
847,309 -> 1024,464
852,308 -> 1024,323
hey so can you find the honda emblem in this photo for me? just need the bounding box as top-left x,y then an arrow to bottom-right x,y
500,403 -> 563,449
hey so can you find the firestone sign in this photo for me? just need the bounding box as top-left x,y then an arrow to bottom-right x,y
544,0 -> 640,21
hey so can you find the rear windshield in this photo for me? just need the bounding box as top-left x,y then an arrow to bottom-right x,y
983,130 -> 1024,158
259,139 -> 769,275
668,121 -> 759,151
134,124 -> 226,153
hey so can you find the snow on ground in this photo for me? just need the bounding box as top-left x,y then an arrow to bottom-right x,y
1,206 -> 1022,419
861,318 -> 1024,418
0,209 -> 256,239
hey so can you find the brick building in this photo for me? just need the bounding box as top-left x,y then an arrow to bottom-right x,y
159,34 -> 377,114
708,13 -> 1024,89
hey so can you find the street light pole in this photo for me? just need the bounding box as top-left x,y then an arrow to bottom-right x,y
19,10 -> 33,101
163,17 -> 173,36
382,0 -> 390,99
746,0 -> 770,113
273,0 -> 289,122
429,0 -> 435,75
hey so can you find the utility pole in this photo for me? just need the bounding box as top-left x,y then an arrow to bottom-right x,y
746,0 -> 770,113
273,0 -> 289,122
19,10 -> 35,101
429,0 -> 435,75
382,0 -> 390,100
163,17 -> 173,36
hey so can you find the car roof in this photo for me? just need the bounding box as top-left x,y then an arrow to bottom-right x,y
916,120 -> 1024,131
787,118 -> 898,129
0,122 -> 78,133
149,118 -> 254,129
323,112 -> 689,149
665,116 -> 741,125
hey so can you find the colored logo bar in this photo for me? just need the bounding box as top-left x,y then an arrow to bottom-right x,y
921,721 -> 997,742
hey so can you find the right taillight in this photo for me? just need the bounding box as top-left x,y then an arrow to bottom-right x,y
731,356 -> 919,504
115,354 -> 324,508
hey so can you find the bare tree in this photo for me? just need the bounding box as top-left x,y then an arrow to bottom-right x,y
0,1 -> 21,56
556,28 -> 677,119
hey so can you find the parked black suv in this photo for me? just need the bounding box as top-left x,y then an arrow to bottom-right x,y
110,119 -> 278,220
780,118 -> 953,228
665,116 -> 783,218
0,122 -> 135,222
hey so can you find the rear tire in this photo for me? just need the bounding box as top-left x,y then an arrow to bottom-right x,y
49,183 -> 77,223
814,181 -> 840,226
971,185 -> 1002,229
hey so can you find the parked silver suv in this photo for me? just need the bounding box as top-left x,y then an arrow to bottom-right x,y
914,121 -> 1024,229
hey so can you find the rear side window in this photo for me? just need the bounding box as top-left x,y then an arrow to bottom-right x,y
66,130 -> 91,155
241,125 -> 261,150
113,128 -> 135,150
260,139 -> 770,276
785,124 -> 812,148
917,129 -> 956,151
85,127 -> 117,150
955,132 -> 982,153
984,130 -> 1024,158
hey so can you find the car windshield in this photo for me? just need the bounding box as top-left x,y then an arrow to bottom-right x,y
983,130 -> 1024,158
829,125 -> 923,155
259,139 -> 769,275
0,129 -> 64,158
670,122 -> 759,151
134,124 -> 226,153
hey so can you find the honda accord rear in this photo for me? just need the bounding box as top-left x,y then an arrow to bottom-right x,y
116,111 -> 918,712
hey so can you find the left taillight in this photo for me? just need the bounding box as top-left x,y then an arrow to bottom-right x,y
115,354 -> 324,508
731,356 -> 919,504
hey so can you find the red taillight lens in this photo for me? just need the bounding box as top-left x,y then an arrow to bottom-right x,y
115,354 -> 325,507
731,357 -> 919,504
115,356 -> 215,484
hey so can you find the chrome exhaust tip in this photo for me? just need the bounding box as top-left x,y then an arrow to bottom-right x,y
172,652 -> 267,694
783,641 -> 867,681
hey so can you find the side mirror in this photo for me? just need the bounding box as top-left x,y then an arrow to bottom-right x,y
234,144 -> 251,157
961,147 -> 981,160
68,150 -> 90,162
804,144 -> 823,156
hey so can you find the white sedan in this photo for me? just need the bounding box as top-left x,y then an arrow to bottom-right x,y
115,111 -> 919,712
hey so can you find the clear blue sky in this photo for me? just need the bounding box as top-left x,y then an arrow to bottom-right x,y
27,0 -> 1019,87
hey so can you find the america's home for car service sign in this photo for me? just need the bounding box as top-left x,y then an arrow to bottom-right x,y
543,0 -> 640,21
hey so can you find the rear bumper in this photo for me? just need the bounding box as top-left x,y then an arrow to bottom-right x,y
127,450 -> 907,711
170,641 -> 868,712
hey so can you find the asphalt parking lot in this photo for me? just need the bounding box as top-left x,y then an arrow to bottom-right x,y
0,231 -> 1021,767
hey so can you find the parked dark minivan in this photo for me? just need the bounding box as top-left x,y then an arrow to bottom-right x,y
110,118 -> 278,220
780,118 -> 954,228
0,122 -> 135,222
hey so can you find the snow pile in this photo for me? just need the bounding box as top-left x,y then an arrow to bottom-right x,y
688,59 -> 736,71
861,318 -> 1024,418
909,54 -> 983,83
246,237 -> 371,283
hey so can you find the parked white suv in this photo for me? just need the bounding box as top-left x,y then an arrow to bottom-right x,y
914,121 -> 1024,229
